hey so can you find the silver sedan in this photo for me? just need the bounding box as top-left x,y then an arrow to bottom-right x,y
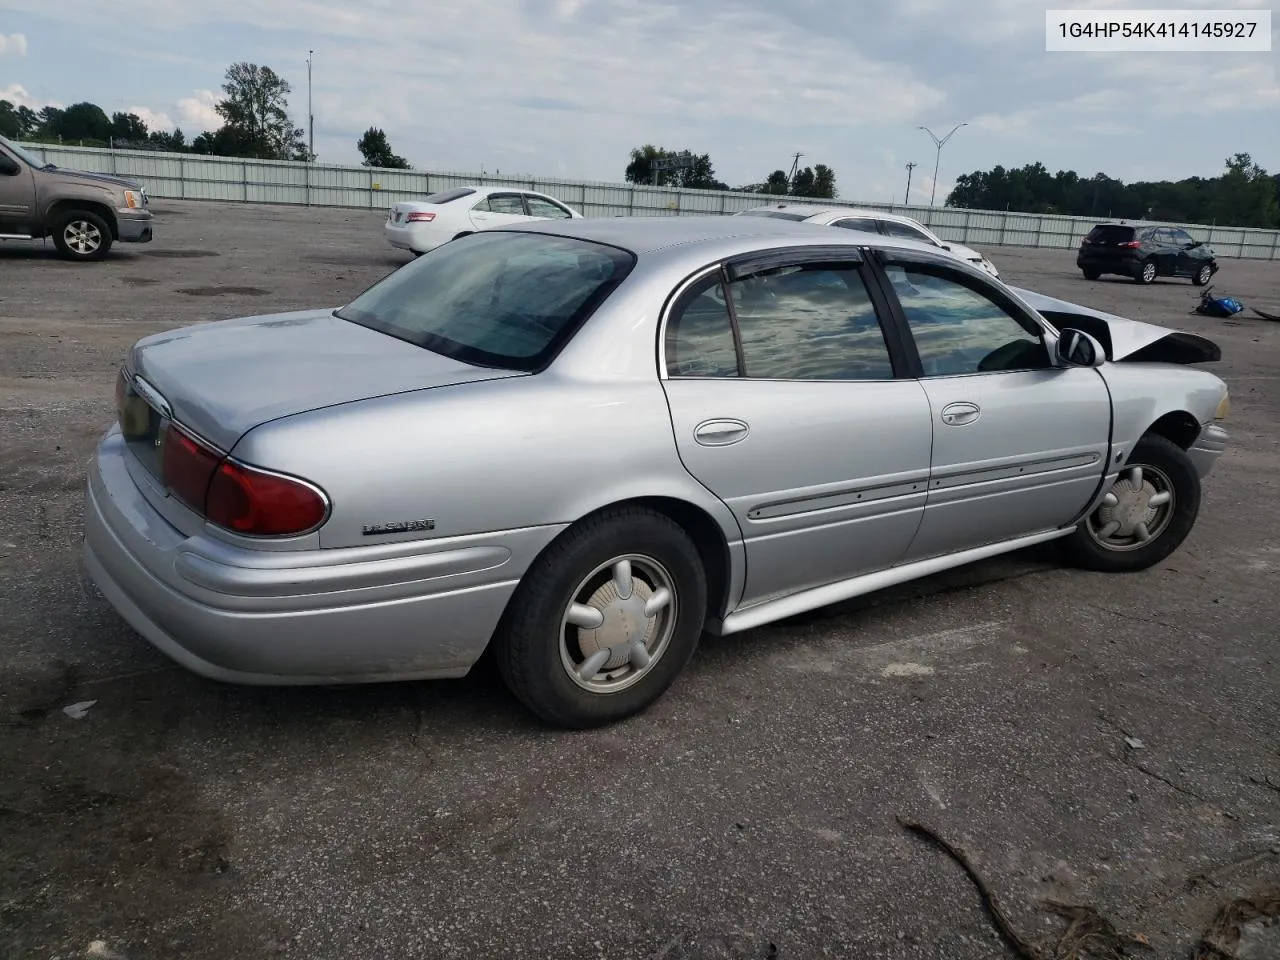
82,216 -> 1231,728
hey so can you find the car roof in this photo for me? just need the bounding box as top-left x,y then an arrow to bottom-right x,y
501,214 -> 946,258
741,203 -> 935,229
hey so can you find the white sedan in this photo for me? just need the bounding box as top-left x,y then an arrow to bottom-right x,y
736,203 -> 1001,278
384,185 -> 583,255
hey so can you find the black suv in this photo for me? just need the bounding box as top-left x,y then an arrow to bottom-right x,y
1077,223 -> 1218,285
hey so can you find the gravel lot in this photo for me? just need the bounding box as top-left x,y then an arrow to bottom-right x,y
1,201 -> 1278,960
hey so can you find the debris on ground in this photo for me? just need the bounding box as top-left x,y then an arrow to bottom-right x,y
1124,737 -> 1146,750
1192,890 -> 1280,960
62,700 -> 98,720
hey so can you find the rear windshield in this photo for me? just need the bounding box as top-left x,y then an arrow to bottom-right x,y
1086,224 -> 1135,242
423,188 -> 477,204
737,209 -> 810,221
336,231 -> 636,372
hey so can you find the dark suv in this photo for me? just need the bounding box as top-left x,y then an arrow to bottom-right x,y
1077,223 -> 1217,285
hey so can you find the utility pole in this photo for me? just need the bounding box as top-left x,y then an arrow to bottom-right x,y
307,50 -> 314,161
904,161 -> 918,206
919,122 -> 967,209
787,152 -> 804,190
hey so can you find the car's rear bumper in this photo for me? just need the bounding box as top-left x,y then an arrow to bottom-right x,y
116,212 -> 154,244
1189,423 -> 1229,479
383,221 -> 445,254
1077,252 -> 1140,275
81,428 -> 554,685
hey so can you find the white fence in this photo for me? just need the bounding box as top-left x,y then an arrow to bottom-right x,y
19,142 -> 1280,260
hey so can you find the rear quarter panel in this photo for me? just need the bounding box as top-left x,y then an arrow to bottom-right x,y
229,372 -> 745,553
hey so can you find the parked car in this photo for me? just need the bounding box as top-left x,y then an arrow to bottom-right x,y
0,134 -> 154,261
83,216 -> 1230,728
1077,222 -> 1218,285
384,185 -> 582,255
735,202 -> 1001,278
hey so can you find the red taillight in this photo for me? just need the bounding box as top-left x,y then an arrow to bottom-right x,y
1120,240 -> 1141,248
205,460 -> 328,537
405,211 -> 435,223
162,425 -> 221,512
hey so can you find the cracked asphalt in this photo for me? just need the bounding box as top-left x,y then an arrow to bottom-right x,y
1,201 -> 1278,959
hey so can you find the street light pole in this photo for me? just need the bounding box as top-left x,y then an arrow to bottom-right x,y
307,50 -> 314,160
919,122 -> 967,209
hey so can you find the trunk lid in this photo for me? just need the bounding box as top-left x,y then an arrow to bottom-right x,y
1010,287 -> 1221,364
127,308 -> 525,451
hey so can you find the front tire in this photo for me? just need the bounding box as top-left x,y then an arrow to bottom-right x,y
1136,259 -> 1157,284
51,209 -> 113,262
1063,434 -> 1200,573
1192,263 -> 1212,286
494,507 -> 707,728
1082,267 -> 1101,281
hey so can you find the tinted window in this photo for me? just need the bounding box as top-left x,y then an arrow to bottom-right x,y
486,193 -> 526,215
736,209 -> 810,221
336,232 -> 634,371
1170,228 -> 1195,245
880,219 -> 938,245
886,264 -> 1049,377
424,188 -> 477,204
1085,224 -> 1135,243
664,274 -> 740,378
727,264 -> 894,380
832,217 -> 880,233
1152,228 -> 1177,245
525,196 -> 572,219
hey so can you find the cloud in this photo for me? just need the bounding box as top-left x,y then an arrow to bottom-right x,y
0,83 -> 53,109
128,105 -> 176,131
0,33 -> 28,57
175,89 -> 220,132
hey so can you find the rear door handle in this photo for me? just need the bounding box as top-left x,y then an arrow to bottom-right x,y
694,419 -> 750,446
940,402 -> 980,426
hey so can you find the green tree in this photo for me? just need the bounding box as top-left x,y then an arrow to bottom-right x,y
357,127 -> 410,169
624,145 -> 726,189
763,170 -> 789,195
147,128 -> 187,151
0,100 -> 20,139
1213,153 -> 1278,228
51,102 -> 112,143
213,62 -> 308,160
111,111 -> 149,143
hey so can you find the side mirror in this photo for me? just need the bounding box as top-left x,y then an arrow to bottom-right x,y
1056,328 -> 1106,368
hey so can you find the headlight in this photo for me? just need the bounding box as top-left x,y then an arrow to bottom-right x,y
1215,390 -> 1230,421
123,190 -> 145,209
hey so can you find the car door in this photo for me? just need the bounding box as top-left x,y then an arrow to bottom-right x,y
660,247 -> 934,606
1150,228 -> 1180,274
0,147 -> 36,235
468,192 -> 530,230
870,251 -> 1113,562
1169,228 -> 1198,275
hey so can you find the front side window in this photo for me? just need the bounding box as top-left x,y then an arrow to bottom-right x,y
337,231 -> 634,371
727,264 -> 895,380
885,264 -> 1050,377
525,196 -> 572,219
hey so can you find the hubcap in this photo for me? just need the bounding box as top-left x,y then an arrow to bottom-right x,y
64,220 -> 102,255
559,555 -> 677,693
1086,464 -> 1175,552
1142,263 -> 1155,282
1199,267 -> 1210,282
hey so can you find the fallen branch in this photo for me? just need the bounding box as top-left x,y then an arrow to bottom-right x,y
1192,890 -> 1280,960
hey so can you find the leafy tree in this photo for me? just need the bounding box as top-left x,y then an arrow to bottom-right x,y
811,164 -> 837,199
213,62 -> 308,160
357,127 -> 410,169
1213,153 -> 1278,228
111,111 -> 149,143
147,128 -> 187,151
50,101 -> 112,143
763,170 -> 789,195
625,145 -> 727,189
0,100 -> 20,138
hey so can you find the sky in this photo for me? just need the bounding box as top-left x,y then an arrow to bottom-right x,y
1,0 -> 1277,203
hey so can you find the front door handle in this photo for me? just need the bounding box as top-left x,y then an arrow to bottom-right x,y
694,418 -> 750,446
940,402 -> 980,426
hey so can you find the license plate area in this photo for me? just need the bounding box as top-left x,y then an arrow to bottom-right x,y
117,374 -> 170,482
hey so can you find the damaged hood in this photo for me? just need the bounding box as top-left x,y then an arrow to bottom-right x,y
1009,286 -> 1221,364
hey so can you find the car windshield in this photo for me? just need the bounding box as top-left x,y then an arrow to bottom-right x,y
422,188 -> 477,204
737,209 -> 810,221
336,231 -> 635,372
0,134 -> 48,169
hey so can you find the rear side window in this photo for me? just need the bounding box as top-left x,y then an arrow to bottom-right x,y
1085,224 -> 1135,243
879,219 -> 938,246
526,196 -> 573,219
337,232 -> 635,371
736,209 -> 810,221
423,188 -> 477,204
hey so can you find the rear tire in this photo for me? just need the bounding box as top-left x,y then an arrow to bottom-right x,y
1192,263 -> 1212,286
51,209 -> 112,262
1136,259 -> 1157,284
493,506 -> 707,728
1082,267 -> 1101,280
1062,434 -> 1200,573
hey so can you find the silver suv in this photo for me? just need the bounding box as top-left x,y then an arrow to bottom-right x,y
0,134 -> 154,261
